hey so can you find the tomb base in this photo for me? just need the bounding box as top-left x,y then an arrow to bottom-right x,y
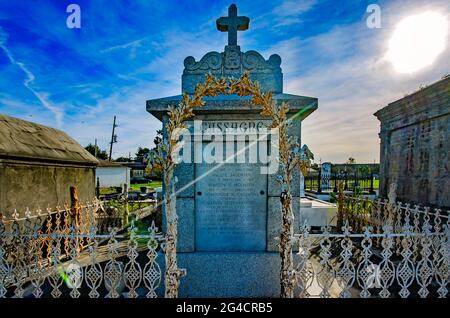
156,252 -> 281,297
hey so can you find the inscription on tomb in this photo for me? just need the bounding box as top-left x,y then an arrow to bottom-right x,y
195,161 -> 267,251
199,120 -> 270,134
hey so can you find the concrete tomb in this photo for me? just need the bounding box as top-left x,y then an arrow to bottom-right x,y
146,4 -> 330,297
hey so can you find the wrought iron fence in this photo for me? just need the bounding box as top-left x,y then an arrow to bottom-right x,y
0,199 -> 165,298
1,195 -> 448,298
294,197 -> 450,298
98,187 -> 158,233
305,172 -> 378,193
338,196 -> 449,235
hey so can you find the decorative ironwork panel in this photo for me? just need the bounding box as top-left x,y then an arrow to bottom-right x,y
0,199 -> 165,298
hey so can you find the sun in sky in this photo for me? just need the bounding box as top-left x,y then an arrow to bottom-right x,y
387,11 -> 449,74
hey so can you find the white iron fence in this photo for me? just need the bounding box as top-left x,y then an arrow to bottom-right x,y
0,199 -> 165,298
294,197 -> 449,298
0,196 -> 448,298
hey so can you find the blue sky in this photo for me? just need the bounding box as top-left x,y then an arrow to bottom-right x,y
0,0 -> 449,162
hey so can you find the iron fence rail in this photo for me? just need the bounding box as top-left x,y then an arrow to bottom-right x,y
0,196 -> 448,298
304,173 -> 378,193
294,224 -> 449,298
0,199 -> 165,298
293,196 -> 449,298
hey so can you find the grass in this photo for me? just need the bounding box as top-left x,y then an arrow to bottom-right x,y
99,187 -> 119,195
373,179 -> 379,189
346,179 -> 379,190
99,181 -> 162,195
130,181 -> 162,191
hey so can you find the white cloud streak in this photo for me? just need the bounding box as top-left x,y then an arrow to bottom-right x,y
0,27 -> 64,127
258,0 -> 450,163
1,0 -> 449,163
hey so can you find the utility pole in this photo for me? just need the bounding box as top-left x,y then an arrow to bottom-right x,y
94,138 -> 98,158
109,115 -> 118,161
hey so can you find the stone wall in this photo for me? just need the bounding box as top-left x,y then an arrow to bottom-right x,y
0,159 -> 96,217
375,77 -> 450,208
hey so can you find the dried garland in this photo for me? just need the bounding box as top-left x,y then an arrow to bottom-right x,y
149,72 -> 309,298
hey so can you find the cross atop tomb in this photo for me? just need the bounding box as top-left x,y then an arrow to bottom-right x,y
216,4 -> 249,46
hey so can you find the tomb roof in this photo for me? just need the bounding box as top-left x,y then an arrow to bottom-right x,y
0,114 -> 98,165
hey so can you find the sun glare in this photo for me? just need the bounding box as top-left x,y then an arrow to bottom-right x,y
387,12 -> 448,73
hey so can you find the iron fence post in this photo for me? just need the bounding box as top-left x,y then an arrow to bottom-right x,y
370,170 -> 374,193
96,177 -> 100,198
333,172 -> 338,193
317,166 -> 322,194
344,170 -> 348,191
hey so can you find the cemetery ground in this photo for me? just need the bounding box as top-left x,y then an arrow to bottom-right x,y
99,181 -> 162,196
130,181 -> 162,191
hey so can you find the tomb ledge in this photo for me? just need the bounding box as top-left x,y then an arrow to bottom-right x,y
146,94 -> 318,121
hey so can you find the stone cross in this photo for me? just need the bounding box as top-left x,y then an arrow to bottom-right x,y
216,4 -> 249,46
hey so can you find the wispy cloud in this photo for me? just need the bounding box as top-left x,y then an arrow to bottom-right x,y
265,0 -> 450,163
0,0 -> 449,162
0,27 -> 64,127
272,0 -> 317,19
100,37 -> 148,59
250,0 -> 317,30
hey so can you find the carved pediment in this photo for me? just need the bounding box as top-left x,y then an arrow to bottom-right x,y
243,51 -> 281,72
182,45 -> 283,93
183,46 -> 281,74
184,52 -> 223,73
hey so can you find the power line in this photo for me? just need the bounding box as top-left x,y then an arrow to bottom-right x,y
108,115 -> 118,161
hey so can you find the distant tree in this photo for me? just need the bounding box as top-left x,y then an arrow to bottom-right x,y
146,162 -> 163,178
145,130 -> 163,177
115,156 -> 130,162
346,157 -> 356,165
153,129 -> 162,146
135,147 -> 150,162
136,130 -> 163,163
85,143 -> 108,160
358,165 -> 371,175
